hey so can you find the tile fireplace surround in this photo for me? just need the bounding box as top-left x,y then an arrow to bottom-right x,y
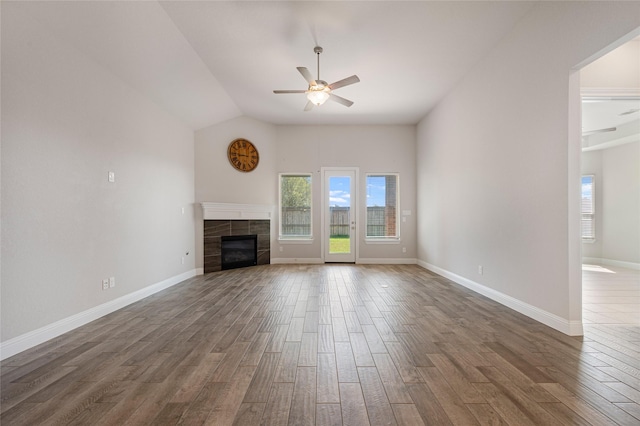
201,203 -> 273,273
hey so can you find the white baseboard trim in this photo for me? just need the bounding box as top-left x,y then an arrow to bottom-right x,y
357,258 -> 417,265
270,258 -> 418,265
0,269 -> 197,361
196,267 -> 204,276
582,257 -> 640,271
270,258 -> 324,264
417,261 -> 583,336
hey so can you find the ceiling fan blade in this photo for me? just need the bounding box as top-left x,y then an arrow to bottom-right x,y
297,67 -> 315,84
582,127 -> 616,136
273,90 -> 306,94
304,101 -> 314,111
619,108 -> 639,116
329,93 -> 354,107
328,75 -> 360,90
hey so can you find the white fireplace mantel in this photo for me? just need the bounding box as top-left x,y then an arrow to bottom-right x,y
201,202 -> 274,220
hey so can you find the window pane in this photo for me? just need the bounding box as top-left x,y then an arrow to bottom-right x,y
329,176 -> 351,253
366,174 -> 398,237
280,175 -> 311,237
581,176 -> 594,214
581,175 -> 594,240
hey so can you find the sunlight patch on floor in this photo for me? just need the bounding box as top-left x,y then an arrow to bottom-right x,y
582,264 -> 615,273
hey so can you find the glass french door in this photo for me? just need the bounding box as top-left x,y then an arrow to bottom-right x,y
323,168 -> 357,262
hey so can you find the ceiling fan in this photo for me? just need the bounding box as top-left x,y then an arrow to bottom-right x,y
273,46 -> 360,111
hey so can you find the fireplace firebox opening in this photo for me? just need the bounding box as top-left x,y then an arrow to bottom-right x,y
221,235 -> 258,270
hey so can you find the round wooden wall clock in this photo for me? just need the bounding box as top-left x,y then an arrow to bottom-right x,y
227,138 -> 259,172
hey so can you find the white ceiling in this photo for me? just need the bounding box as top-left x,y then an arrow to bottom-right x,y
16,1 -> 537,130
580,36 -> 640,151
582,99 -> 640,133
582,98 -> 640,151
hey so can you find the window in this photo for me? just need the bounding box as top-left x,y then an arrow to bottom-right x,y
366,174 -> 399,239
279,174 -> 312,239
581,175 -> 595,241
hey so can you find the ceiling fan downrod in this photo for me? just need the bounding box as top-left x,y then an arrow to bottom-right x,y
314,46 -> 323,82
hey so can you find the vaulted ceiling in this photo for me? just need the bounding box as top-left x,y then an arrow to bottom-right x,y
14,1 -> 538,130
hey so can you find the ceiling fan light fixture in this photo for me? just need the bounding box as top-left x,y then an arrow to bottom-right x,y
306,85 -> 330,106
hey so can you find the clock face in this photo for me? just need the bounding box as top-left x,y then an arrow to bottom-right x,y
227,138 -> 259,172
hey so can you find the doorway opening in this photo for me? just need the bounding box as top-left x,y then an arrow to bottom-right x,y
572,31 -> 640,333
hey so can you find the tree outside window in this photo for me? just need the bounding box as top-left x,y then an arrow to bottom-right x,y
280,174 -> 312,238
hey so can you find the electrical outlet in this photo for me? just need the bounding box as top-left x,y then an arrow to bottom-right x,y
279,246 -> 283,252
108,171 -> 115,183
181,257 -> 185,265
109,277 -> 115,288
402,247 -> 407,253
102,279 -> 109,290
478,265 -> 483,275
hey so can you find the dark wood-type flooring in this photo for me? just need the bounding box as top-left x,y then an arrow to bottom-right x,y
2,264 -> 639,425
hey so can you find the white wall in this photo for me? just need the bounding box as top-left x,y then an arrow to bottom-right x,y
194,115 -> 278,270
601,142 -> 640,265
1,6 -> 196,346
416,1 -> 640,334
194,122 -> 416,265
581,39 -> 640,90
274,125 -> 417,263
582,143 -> 640,267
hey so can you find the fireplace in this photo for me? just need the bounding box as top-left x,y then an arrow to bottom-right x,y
221,235 -> 257,270
203,218 -> 270,273
201,203 -> 273,274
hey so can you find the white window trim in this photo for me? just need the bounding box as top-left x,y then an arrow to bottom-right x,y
279,173 -> 313,241
278,237 -> 314,244
365,238 -> 401,245
364,173 -> 400,242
